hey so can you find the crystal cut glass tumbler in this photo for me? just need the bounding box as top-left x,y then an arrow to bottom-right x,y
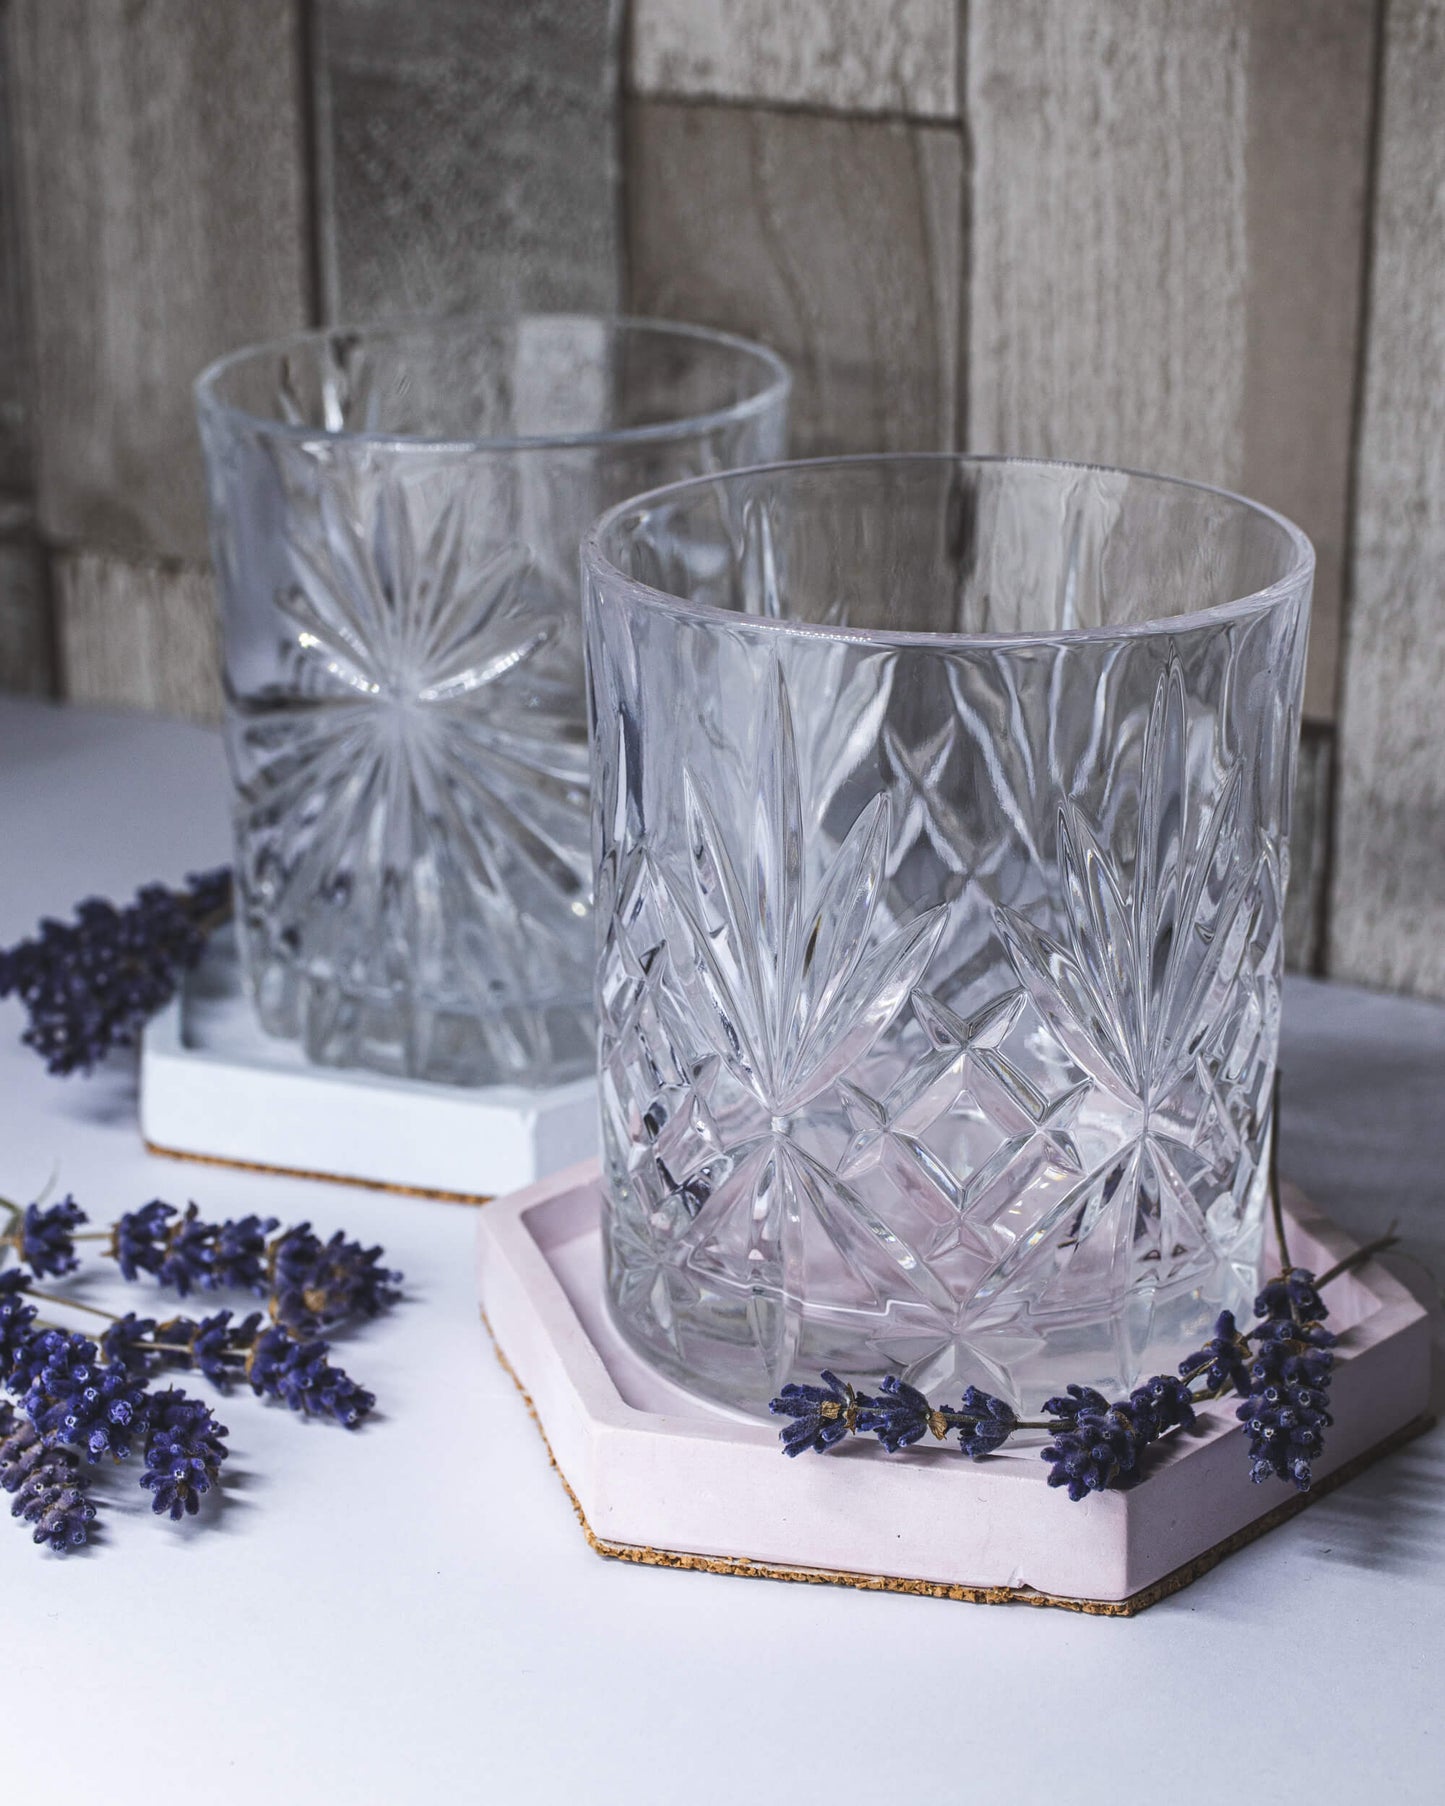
197,316 -> 788,1087
583,455 -> 1313,1415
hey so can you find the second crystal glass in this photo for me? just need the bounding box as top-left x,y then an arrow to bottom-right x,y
197,316 -> 789,1087
584,455 -> 1313,1416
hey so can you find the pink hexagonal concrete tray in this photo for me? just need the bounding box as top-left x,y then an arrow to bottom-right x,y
476,1161 -> 1432,1614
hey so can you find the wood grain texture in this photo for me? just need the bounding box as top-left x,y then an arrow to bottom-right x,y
0,499 -> 50,695
1328,0 -> 1445,999
630,0 -> 959,118
0,0 -> 30,497
1283,724 -> 1333,975
1241,0 -> 1378,724
0,1 -> 49,698
966,0 -> 1375,721
57,550 -> 221,725
627,101 -> 963,455
5,0 -> 310,564
312,0 -> 622,321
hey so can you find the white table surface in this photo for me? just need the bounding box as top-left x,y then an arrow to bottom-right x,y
2,695 -> 1442,1806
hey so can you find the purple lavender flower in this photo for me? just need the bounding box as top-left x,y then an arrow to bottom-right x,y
0,1271 -> 38,1377
0,1401 -> 96,1553
0,868 -> 231,1076
1180,1309 -> 1252,1395
98,1313 -> 161,1376
1041,1377 -> 1194,1501
769,1371 -> 855,1456
10,1196 -> 87,1279
269,1224 -> 403,1335
245,1326 -> 375,1428
854,1375 -> 936,1452
210,1214 -> 280,1293
1128,1374 -> 1197,1440
1238,1317 -> 1336,1489
153,1310 -> 264,1386
110,1200 -> 176,1282
1255,1267 -> 1327,1324
139,1390 -> 228,1520
1041,1386 -> 1128,1499
108,1201 -> 279,1296
151,1204 -> 224,1295
14,1329 -> 149,1462
954,1386 -> 1019,1459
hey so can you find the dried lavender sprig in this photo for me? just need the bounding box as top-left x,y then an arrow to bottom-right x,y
140,1390 -> 229,1520
1,1188 -> 401,1557
0,1399 -> 96,1553
1040,1377 -> 1197,1500
14,1287 -> 376,1431
9,1327 -> 150,1462
0,868 -> 232,1076
106,1200 -> 403,1333
109,1200 -> 279,1296
267,1223 -> 403,1335
771,1373 -> 1031,1460
0,1196 -> 88,1279
8,1191 -> 404,1336
768,1234 -> 1391,1497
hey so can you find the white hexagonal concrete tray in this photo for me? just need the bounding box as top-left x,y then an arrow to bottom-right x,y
476,1161 -> 1432,1614
141,928 -> 598,1200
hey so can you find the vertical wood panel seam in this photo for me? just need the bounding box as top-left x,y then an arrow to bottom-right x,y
955,0 -> 970,451
0,0 -> 53,692
607,0 -> 629,319
615,0 -> 635,308
1321,0 -> 1389,973
296,0 -> 327,327
613,86 -> 949,128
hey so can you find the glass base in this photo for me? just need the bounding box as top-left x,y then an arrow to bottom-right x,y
246,946 -> 594,1090
604,1211 -> 1263,1420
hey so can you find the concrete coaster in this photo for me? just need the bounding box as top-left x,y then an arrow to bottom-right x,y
140,930 -> 598,1202
476,1162 -> 1432,1613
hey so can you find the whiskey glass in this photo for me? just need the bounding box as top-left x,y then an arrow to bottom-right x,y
584,454 -> 1312,1413
197,316 -> 789,1086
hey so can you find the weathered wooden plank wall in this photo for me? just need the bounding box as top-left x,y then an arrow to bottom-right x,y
627,102 -> 963,456
0,0 -> 1440,1000
5,0 -> 312,721
962,0 -> 1378,968
1329,0 -> 1445,998
0,0 -> 50,694
310,0 -> 622,320
967,0 -> 1375,732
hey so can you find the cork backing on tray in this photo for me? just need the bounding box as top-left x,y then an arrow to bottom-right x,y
487,1323 -> 1433,1618
144,1138 -> 492,1205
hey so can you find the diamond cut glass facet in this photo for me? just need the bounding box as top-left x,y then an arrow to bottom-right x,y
198,317 -> 788,1085
584,456 -> 1313,1415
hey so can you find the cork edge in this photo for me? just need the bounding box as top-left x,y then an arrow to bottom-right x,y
143,1138 -> 491,1206
483,1314 -> 1434,1617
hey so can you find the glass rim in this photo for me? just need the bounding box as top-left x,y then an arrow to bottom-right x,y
582,452 -> 1316,651
193,311 -> 793,454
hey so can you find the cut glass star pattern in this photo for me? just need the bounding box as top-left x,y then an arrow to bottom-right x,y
231,469 -> 592,1084
599,657 -> 1285,1413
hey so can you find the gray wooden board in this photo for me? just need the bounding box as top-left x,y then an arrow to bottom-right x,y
56,550 -> 221,726
630,0 -> 959,119
966,0 -> 1375,723
1329,0 -> 1445,1001
0,1 -> 30,495
0,499 -> 49,696
0,2 -> 48,696
312,0 -> 622,322
626,100 -> 963,457
5,0 -> 310,563
1284,724 -> 1334,977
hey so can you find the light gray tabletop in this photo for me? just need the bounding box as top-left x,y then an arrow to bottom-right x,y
2,695 -> 1442,1806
